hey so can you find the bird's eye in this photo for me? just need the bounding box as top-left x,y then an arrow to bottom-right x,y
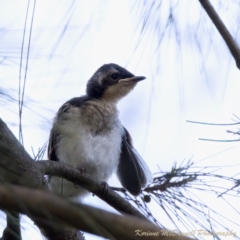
111,73 -> 119,80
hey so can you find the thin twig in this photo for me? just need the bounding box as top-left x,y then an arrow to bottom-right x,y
198,138 -> 240,142
18,0 -> 31,145
187,120 -> 240,126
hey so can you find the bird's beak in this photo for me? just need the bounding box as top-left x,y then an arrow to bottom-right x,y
118,76 -> 146,83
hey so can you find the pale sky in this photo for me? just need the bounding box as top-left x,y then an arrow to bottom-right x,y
1,0 -> 240,239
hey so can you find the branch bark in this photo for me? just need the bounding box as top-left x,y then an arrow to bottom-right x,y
0,184 -> 192,240
0,119 -> 45,188
37,160 -> 147,220
199,0 -> 240,69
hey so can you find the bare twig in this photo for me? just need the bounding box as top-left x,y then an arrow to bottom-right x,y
199,0 -> 240,69
187,120 -> 240,126
140,160 -> 240,237
187,119 -> 240,142
18,0 -> 36,145
227,130 -> 240,136
144,176 -> 196,192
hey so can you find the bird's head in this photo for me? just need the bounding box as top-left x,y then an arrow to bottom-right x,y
86,63 -> 145,102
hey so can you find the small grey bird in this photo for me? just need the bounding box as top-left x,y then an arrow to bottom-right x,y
48,63 -> 152,198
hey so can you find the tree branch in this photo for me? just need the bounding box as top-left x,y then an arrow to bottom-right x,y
0,118 -> 84,240
0,118 -> 45,188
37,160 -> 147,220
0,184 -> 192,240
37,222 -> 85,240
199,0 -> 240,69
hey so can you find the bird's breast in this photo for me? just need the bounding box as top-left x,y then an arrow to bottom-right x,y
53,101 -> 123,196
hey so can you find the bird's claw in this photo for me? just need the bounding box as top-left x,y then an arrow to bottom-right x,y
101,181 -> 109,196
77,166 -> 87,175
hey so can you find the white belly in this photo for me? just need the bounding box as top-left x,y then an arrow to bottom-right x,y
50,121 -> 123,197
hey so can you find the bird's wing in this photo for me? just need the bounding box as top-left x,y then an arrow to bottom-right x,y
117,127 -> 153,196
47,103 -> 69,161
48,96 -> 90,162
47,128 -> 60,161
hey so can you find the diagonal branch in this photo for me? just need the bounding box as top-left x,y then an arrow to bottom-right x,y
199,0 -> 240,69
37,160 -> 147,220
0,184 -> 192,240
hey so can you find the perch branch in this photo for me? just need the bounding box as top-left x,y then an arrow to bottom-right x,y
37,160 -> 147,220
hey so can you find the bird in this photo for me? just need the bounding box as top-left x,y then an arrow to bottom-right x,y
48,63 -> 153,199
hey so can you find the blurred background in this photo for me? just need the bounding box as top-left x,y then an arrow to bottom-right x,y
1,0 -> 240,239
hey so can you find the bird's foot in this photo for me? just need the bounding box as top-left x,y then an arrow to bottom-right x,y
77,166 -> 87,175
100,181 -> 109,196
